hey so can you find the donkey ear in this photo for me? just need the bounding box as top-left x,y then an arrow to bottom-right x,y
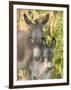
41,14 -> 49,26
23,14 -> 34,26
51,37 -> 56,49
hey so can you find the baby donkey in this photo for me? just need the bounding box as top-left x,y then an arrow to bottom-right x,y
31,37 -> 56,79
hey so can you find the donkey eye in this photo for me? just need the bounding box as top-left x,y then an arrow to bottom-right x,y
29,36 -> 32,39
41,36 -> 48,47
41,37 -> 44,40
41,37 -> 46,41
29,36 -> 34,43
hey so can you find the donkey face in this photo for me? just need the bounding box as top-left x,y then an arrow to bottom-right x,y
31,37 -> 56,80
31,38 -> 56,79
24,14 -> 49,61
44,37 -> 56,63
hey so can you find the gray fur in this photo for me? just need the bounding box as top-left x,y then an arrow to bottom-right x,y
17,14 -> 56,80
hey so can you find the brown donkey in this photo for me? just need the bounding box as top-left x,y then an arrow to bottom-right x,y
17,14 -> 56,80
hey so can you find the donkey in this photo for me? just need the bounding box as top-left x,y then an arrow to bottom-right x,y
17,14 -> 49,80
31,37 -> 56,79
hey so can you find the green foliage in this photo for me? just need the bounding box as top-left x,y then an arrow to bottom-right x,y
51,12 -> 63,78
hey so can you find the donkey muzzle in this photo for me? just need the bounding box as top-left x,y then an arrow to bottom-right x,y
33,47 -> 41,61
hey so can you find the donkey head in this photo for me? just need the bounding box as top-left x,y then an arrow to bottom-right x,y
24,14 -> 49,61
43,37 -> 56,69
30,37 -> 56,80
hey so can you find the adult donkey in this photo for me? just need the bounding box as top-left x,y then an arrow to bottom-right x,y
17,14 -> 56,80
